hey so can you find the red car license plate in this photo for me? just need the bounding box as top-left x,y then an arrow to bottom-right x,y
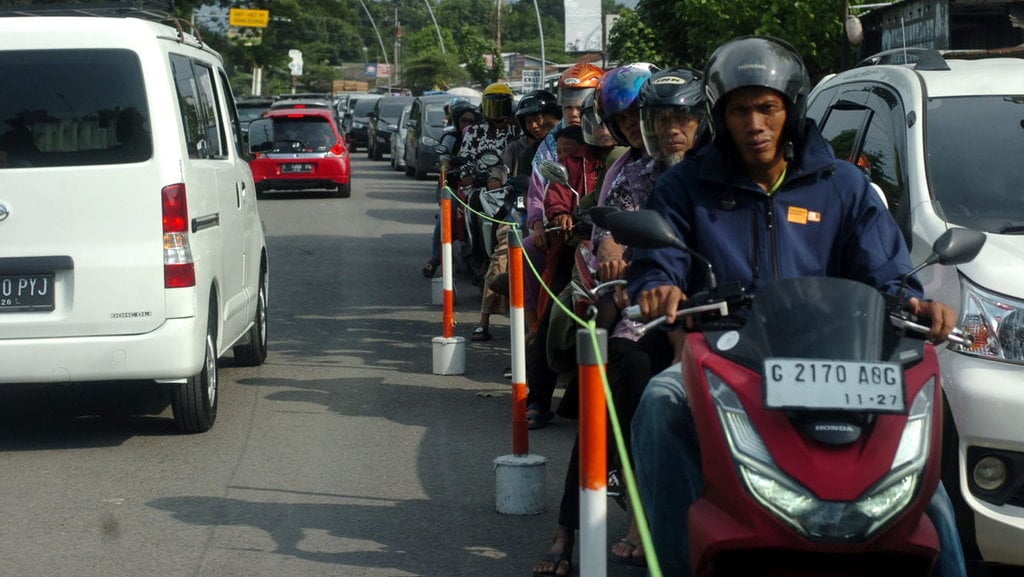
281,163 -> 314,173
0,273 -> 55,312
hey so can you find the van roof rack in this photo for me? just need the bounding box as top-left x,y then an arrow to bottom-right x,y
0,1 -> 207,47
0,0 -> 173,18
855,48 -> 951,71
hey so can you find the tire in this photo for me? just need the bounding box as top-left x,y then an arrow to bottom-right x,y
415,165 -> 429,180
333,182 -> 351,198
233,267 -> 268,366
404,163 -> 415,177
171,304 -> 218,433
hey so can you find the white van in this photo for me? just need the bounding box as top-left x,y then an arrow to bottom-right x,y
808,51 -> 1024,569
0,10 -> 269,433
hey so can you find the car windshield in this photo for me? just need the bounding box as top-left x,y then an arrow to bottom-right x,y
426,103 -> 447,127
927,95 -> 1024,233
0,49 -> 151,168
378,99 -> 410,122
351,98 -> 379,116
270,117 -> 335,152
237,105 -> 270,124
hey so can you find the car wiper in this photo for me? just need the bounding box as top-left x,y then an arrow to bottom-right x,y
997,221 -> 1024,234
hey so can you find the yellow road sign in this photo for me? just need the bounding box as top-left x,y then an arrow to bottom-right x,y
229,8 -> 270,28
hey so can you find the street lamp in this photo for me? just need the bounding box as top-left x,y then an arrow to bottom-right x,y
423,0 -> 445,54
358,0 -> 389,68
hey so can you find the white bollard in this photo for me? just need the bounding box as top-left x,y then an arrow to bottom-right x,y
493,453 -> 547,515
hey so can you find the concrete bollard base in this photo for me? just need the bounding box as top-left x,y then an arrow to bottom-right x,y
493,453 -> 547,515
431,336 -> 466,375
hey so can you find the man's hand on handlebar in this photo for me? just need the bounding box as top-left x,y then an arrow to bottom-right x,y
907,297 -> 958,343
638,285 -> 688,325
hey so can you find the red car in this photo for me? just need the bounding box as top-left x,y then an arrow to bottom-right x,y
246,107 -> 351,198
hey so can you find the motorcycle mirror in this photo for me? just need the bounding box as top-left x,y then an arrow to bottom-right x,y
603,209 -> 686,251
539,160 -> 570,185
587,206 -> 620,229
604,209 -> 719,290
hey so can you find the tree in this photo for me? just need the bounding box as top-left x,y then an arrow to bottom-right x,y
607,8 -> 666,67
636,0 -> 846,78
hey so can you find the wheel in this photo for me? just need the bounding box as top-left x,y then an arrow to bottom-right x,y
372,143 -> 383,161
404,163 -> 415,177
414,165 -> 429,180
233,267 -> 268,366
171,303 -> 218,433
390,153 -> 396,170
367,142 -> 374,159
255,184 -> 265,200
333,182 -> 351,198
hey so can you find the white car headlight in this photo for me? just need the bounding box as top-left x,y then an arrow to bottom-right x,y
958,278 -> 1024,363
707,369 -> 931,541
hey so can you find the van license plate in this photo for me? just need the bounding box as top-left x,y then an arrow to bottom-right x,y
0,273 -> 55,312
282,163 -> 313,173
764,358 -> 906,413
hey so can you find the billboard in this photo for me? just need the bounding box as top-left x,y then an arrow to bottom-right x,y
564,0 -> 603,53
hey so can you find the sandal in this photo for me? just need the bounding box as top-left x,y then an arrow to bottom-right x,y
609,538 -> 646,567
470,326 -> 492,341
527,405 -> 554,430
532,552 -> 572,576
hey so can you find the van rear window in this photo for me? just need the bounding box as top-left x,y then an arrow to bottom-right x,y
0,49 -> 151,169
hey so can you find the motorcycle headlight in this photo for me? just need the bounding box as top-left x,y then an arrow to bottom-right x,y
421,136 -> 440,146
707,369 -> 929,541
957,279 -> 1024,363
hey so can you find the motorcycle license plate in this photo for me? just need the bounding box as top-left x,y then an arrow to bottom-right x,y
764,358 -> 906,413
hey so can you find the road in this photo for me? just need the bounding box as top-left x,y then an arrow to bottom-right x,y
0,156 -> 638,577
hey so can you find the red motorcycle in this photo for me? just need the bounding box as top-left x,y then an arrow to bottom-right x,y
608,209 -> 985,577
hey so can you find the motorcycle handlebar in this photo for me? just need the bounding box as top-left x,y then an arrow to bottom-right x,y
889,315 -> 974,346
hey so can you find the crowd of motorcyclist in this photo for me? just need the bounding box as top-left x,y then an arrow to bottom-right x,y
421,35 -> 967,577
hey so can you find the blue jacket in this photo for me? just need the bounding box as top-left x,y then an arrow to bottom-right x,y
628,120 -> 923,300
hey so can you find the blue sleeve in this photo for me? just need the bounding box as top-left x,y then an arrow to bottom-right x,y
626,165 -> 694,302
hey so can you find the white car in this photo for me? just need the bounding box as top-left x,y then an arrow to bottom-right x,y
390,103 -> 412,172
807,49 -> 1024,569
0,9 -> 269,433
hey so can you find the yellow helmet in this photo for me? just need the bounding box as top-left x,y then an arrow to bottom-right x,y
482,82 -> 514,121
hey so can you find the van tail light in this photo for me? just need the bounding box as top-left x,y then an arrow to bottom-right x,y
162,183 -> 196,288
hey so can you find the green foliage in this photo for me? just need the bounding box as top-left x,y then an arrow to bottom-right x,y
636,0 -> 845,78
402,51 -> 470,93
607,8 -> 666,67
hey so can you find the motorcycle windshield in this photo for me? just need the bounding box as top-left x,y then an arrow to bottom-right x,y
741,277 -> 887,362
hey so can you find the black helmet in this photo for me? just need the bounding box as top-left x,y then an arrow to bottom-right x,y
515,89 -> 561,132
703,36 -> 810,148
449,99 -> 481,127
638,67 -> 707,163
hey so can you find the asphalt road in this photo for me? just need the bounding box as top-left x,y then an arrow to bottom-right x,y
0,156 -> 640,577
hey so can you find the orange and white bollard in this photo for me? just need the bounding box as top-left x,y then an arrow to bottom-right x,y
432,185 -> 465,375
578,328 -> 608,577
494,229 -> 546,515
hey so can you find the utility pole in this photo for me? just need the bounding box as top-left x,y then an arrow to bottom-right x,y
392,1 -> 400,91
496,0 -> 503,73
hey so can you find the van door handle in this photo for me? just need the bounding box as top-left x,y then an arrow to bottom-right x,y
236,181 -> 246,207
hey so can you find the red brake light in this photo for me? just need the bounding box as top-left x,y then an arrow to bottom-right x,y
162,183 -> 188,233
162,183 -> 195,288
330,143 -> 346,155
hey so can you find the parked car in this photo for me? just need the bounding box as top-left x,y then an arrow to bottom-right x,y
0,9 -> 269,433
344,93 -> 381,152
247,107 -> 351,198
367,94 -> 413,161
390,103 -> 412,172
236,96 -> 274,150
403,94 -> 451,180
807,48 -> 1024,571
